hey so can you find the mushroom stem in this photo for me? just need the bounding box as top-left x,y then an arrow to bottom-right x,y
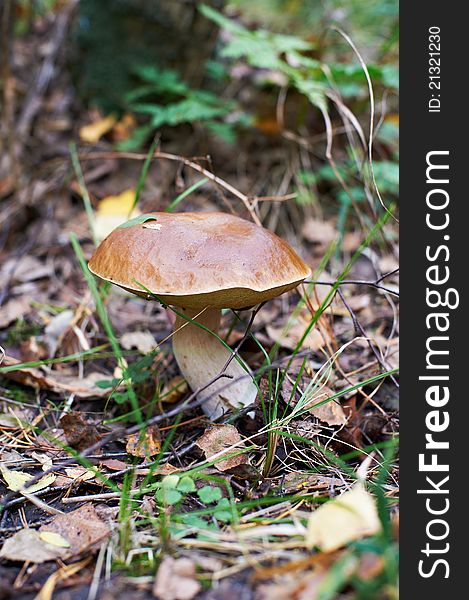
172,307 -> 258,420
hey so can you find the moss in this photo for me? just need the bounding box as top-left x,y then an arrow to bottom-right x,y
0,380 -> 33,404
5,318 -> 42,346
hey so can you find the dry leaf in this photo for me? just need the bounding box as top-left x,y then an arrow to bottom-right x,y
342,232 -> 364,253
281,471 -> 344,494
126,425 -> 161,458
111,113 -> 137,141
0,296 -> 31,329
100,458 -> 128,471
64,467 -> 95,482
60,412 -> 102,452
0,256 -> 53,284
79,113 -> 117,143
0,464 -> 56,494
153,556 -> 201,600
31,452 -> 53,472
162,376 -> 189,404
39,531 -> 71,548
302,219 -> 337,246
43,310 -> 75,356
306,484 -> 381,551
0,355 -> 114,398
34,558 -> 91,600
94,189 -> 140,241
120,330 -> 157,354
0,410 -> 29,428
257,572 -> 327,600
96,188 -> 136,215
305,388 -> 347,426
267,315 -> 328,352
39,503 -> 111,559
0,529 -> 66,563
306,285 -> 370,317
195,425 -> 247,472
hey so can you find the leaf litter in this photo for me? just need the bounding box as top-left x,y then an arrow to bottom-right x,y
0,4 -> 399,597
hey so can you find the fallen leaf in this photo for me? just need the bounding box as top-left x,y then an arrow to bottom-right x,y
378,254 -> 399,275
19,336 -> 47,362
111,113 -> 137,141
304,387 -> 347,426
0,296 -> 31,329
0,464 -> 56,494
153,556 -> 201,600
0,409 -> 30,428
39,503 -> 111,559
120,330 -> 157,354
35,557 -> 91,600
64,467 -> 95,482
0,256 -> 53,284
43,310 -> 75,356
0,529 -> 66,563
257,571 -> 327,600
31,452 -> 53,472
342,232 -> 364,253
162,376 -> 189,404
281,471 -> 344,494
100,458 -> 128,471
305,284 -> 370,317
306,484 -> 381,551
302,219 -> 337,246
96,188 -> 136,216
94,189 -> 140,241
79,113 -> 117,143
0,355 -> 115,398
267,316 -> 328,352
195,425 -> 248,472
126,425 -> 161,458
100,459 -> 178,476
60,412 -> 102,452
39,531 -> 71,548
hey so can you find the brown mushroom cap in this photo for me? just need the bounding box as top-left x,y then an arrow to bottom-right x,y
88,212 -> 311,309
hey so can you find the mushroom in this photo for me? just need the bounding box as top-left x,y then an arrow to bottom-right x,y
88,212 -> 311,419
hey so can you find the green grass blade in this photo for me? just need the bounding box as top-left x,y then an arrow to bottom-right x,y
165,177 -> 209,213
70,233 -> 143,424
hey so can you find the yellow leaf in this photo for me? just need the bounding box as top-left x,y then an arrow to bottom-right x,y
306,484 -> 381,552
97,189 -> 136,215
94,189 -> 140,241
31,451 -> 53,472
39,531 -> 71,548
64,467 -> 95,482
79,114 -> 117,143
0,464 -> 56,494
0,465 -> 30,490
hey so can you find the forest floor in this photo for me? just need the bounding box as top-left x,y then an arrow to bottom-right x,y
0,4 -> 399,599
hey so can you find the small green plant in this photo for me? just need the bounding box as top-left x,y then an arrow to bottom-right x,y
200,4 -> 328,112
154,474 -> 233,526
96,353 -> 156,408
5,318 -> 42,346
120,65 -> 248,149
